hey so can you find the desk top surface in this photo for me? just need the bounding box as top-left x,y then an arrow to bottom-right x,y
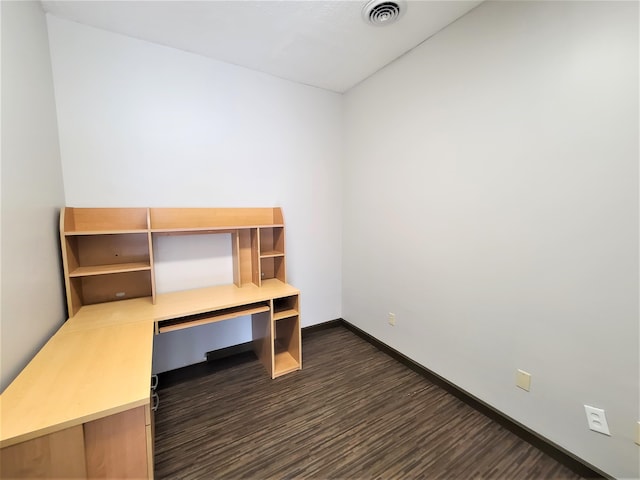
0,280 -> 298,448
0,321 -> 154,448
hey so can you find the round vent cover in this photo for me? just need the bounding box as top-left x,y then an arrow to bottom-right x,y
362,0 -> 406,26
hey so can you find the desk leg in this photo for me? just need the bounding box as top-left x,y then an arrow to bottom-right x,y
84,406 -> 149,479
252,309 -> 273,377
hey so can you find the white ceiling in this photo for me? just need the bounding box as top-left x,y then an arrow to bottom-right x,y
41,0 -> 483,93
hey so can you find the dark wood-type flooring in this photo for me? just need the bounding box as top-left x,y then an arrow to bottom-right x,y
154,325 -> 584,479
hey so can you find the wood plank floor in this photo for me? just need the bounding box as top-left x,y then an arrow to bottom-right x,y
154,325 -> 584,479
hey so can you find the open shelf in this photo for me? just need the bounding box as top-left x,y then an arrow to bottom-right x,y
69,271 -> 153,308
156,303 -> 270,333
272,314 -> 301,377
64,233 -> 150,271
62,227 -> 153,315
273,309 -> 298,321
259,251 -> 285,258
274,349 -> 299,377
65,229 -> 149,236
69,262 -> 151,277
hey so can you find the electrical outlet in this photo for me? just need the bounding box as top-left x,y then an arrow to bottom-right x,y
388,313 -> 396,326
584,405 -> 610,436
635,421 -> 640,446
516,369 -> 531,391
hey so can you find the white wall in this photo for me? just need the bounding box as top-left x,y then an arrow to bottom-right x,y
343,1 -> 638,478
0,1 -> 66,391
45,16 -> 343,373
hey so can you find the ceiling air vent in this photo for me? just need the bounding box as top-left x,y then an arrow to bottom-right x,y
362,0 -> 406,26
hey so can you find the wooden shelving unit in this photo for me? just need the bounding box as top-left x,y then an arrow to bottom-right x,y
258,226 -> 286,286
60,209 -> 154,317
59,206 -> 302,379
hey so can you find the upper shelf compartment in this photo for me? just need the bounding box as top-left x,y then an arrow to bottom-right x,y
259,227 -> 285,257
62,207 -> 149,234
149,207 -> 284,232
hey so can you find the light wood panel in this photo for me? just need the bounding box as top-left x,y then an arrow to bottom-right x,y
238,229 -> 254,286
231,230 -> 241,287
63,207 -> 148,233
272,207 -> 284,225
68,275 -> 84,318
251,310 -> 273,377
63,234 -> 80,272
149,207 -> 283,230
0,426 -> 86,479
84,406 -> 148,479
63,297 -> 153,332
273,309 -> 298,321
146,211 -> 157,305
145,424 -> 154,480
251,228 -> 260,285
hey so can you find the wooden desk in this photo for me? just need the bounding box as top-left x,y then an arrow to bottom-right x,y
0,280 -> 301,479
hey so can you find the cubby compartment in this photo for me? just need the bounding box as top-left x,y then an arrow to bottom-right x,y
273,315 -> 301,377
69,271 -> 152,309
272,294 -> 301,377
273,295 -> 299,321
259,227 -> 285,257
65,233 -> 151,277
260,256 -> 286,284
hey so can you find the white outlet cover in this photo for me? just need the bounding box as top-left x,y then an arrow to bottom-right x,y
584,405 -> 610,436
516,369 -> 531,391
